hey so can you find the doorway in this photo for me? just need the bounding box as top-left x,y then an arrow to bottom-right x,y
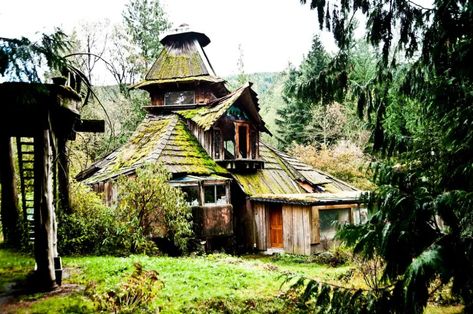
269,205 -> 283,248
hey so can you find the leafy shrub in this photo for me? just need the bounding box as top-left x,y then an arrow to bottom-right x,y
59,163 -> 192,256
116,163 -> 193,254
87,262 -> 163,313
58,180 -> 156,256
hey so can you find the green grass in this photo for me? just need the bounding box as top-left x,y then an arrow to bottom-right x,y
0,248 -> 34,293
0,249 -> 465,313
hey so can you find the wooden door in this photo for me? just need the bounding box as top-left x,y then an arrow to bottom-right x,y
270,206 -> 283,248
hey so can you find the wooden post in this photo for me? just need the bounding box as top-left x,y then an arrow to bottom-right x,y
57,137 -> 70,214
34,129 -> 56,290
0,136 -> 21,247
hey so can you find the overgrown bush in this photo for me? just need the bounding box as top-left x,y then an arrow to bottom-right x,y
59,163 -> 193,256
87,262 -> 163,313
116,163 -> 194,254
58,180 -> 156,256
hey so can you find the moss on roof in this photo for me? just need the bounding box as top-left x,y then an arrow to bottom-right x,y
145,42 -> 209,81
176,85 -> 247,130
82,114 -> 227,184
159,121 -> 227,175
232,144 -> 305,196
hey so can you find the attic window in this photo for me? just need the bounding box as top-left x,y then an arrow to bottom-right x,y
164,91 -> 195,106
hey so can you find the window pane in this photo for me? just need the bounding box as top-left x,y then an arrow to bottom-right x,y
216,185 -> 227,204
164,91 -> 195,106
224,140 -> 235,159
319,209 -> 350,240
204,186 -> 216,204
181,186 -> 199,206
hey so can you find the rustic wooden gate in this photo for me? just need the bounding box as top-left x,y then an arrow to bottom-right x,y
269,205 -> 283,248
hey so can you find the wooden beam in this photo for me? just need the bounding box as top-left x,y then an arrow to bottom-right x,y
34,129 -> 56,290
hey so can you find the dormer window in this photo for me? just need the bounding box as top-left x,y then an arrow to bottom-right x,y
164,91 -> 195,106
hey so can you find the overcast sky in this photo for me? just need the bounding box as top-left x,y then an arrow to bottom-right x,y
0,0 -> 339,80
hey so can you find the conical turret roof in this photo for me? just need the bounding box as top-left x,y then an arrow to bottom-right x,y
145,24 -> 217,81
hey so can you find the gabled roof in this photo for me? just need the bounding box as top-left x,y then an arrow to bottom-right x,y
231,142 -> 359,197
176,83 -> 270,133
78,114 -> 228,185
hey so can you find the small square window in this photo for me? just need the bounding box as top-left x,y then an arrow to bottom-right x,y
204,185 -> 228,205
164,91 -> 195,106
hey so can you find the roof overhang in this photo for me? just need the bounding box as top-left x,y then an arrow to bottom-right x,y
250,191 -> 366,206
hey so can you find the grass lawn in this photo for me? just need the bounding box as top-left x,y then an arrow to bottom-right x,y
0,248 -> 464,313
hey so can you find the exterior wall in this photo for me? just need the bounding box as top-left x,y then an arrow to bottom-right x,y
231,182 -> 255,251
254,202 -> 312,255
282,204 -> 311,255
192,204 -> 233,237
254,201 -> 361,256
254,202 -> 268,250
150,87 -> 216,106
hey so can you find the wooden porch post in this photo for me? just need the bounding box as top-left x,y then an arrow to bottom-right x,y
33,129 -> 56,289
57,137 -> 70,214
0,136 -> 21,247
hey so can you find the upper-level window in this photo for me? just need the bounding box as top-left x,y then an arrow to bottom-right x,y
164,91 -> 195,106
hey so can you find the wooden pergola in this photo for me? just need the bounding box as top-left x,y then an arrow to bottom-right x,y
0,81 -> 103,290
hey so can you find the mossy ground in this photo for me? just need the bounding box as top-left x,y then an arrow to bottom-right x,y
0,248 -> 464,313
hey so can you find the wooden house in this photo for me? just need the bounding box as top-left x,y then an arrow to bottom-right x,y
77,25 -> 365,255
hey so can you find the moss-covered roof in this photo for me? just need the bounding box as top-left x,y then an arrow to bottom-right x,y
80,114 -> 228,184
232,142 -> 359,197
145,40 -> 214,81
175,83 -> 269,133
177,85 -> 246,130
232,144 -> 306,196
250,191 -> 363,205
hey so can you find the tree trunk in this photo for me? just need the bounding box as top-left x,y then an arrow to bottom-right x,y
34,130 -> 56,290
0,136 -> 21,247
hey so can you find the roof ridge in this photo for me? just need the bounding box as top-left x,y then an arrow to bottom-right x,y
144,114 -> 179,163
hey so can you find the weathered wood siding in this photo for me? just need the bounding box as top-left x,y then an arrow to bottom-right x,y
187,120 -> 214,158
193,205 -> 233,237
311,206 -> 320,244
283,205 -> 311,255
254,202 -> 268,250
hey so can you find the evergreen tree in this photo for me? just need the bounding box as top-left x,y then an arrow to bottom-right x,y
295,0 -> 473,312
122,0 -> 170,75
276,35 -> 330,148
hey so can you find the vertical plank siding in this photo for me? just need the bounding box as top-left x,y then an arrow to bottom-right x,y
282,204 -> 311,255
253,202 -> 267,250
311,206 -> 320,244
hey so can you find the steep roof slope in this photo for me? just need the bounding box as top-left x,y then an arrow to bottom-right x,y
231,142 -> 359,197
78,114 -> 227,185
176,83 -> 270,133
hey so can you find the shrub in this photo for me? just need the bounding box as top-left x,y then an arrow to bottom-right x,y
58,180 -> 156,256
87,262 -> 164,313
116,163 -> 193,254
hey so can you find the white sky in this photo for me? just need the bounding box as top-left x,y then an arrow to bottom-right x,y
0,0 -> 340,79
